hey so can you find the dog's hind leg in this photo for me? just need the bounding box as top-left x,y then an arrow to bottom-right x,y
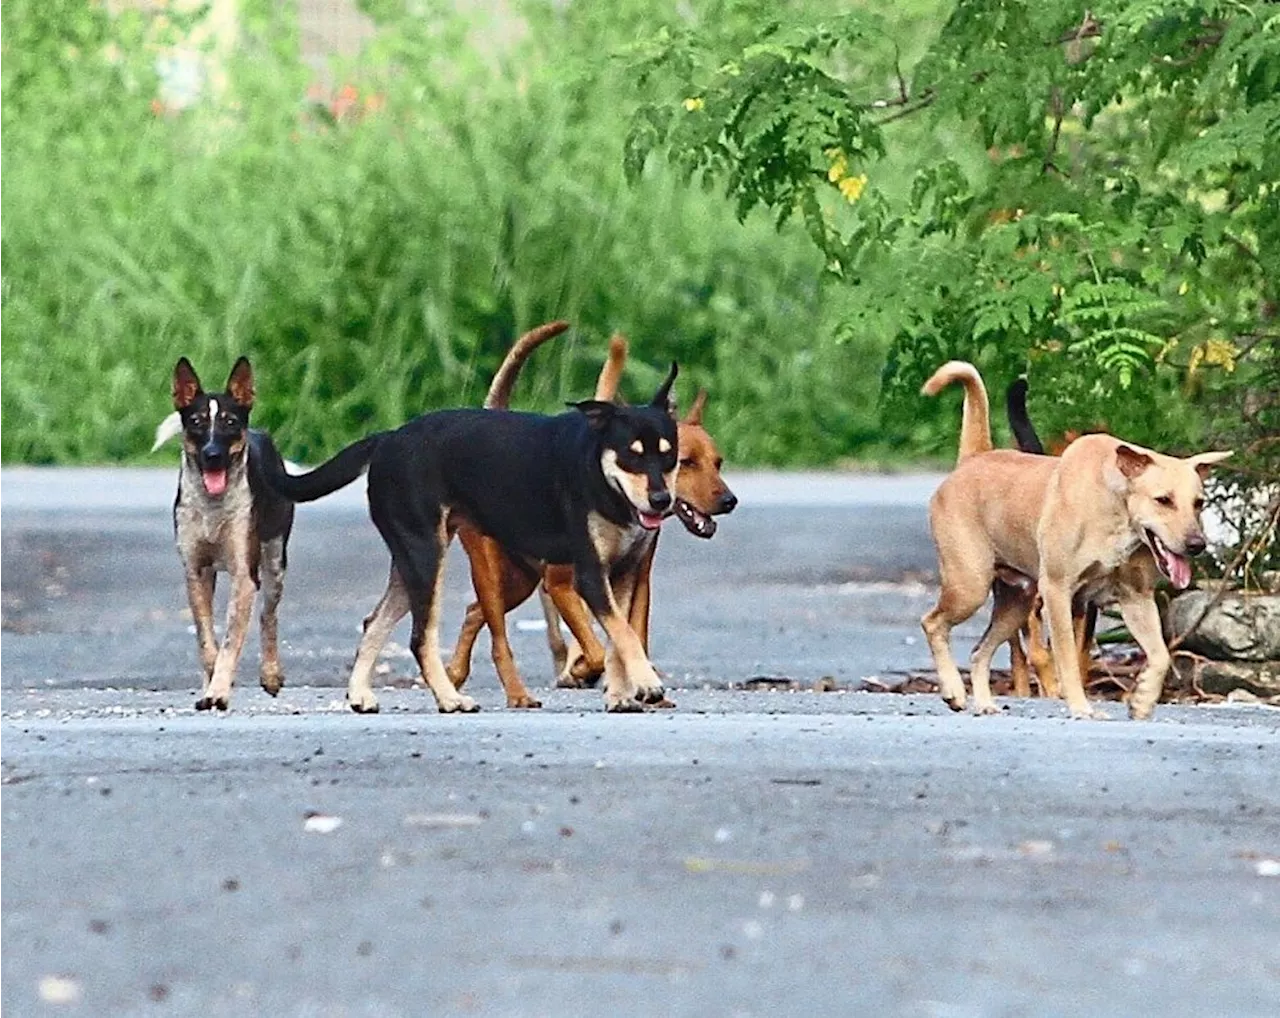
968,581 -> 1035,715
539,585 -> 569,677
465,533 -> 541,709
1025,605 -> 1059,698
395,518 -> 479,714
346,566 -> 409,714
1009,630 -> 1032,698
1116,593 -> 1170,721
921,571 -> 990,713
257,536 -> 286,697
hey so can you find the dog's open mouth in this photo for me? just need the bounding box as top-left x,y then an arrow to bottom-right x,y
202,469 -> 228,497
1145,529 -> 1192,590
636,509 -> 665,531
675,498 -> 716,539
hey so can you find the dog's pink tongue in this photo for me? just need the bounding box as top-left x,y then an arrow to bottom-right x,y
1169,553 -> 1192,590
202,469 -> 228,496
638,511 -> 664,531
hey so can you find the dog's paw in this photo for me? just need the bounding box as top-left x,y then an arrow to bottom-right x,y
1127,703 -> 1155,721
195,694 -> 230,712
635,683 -> 668,706
259,667 -> 284,697
972,700 -> 1002,717
942,694 -> 967,713
347,690 -> 381,714
1068,703 -> 1109,721
556,673 -> 591,689
605,696 -> 645,713
507,694 -> 542,709
438,694 -> 480,714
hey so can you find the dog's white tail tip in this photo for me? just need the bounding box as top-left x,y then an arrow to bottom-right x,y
152,411 -> 183,452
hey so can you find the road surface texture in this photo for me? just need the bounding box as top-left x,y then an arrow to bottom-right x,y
3,468 -> 1279,1018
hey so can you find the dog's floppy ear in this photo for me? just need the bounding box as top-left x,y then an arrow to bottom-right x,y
569,399 -> 616,431
650,361 -> 678,416
173,358 -> 202,410
1115,444 -> 1154,480
683,388 -> 708,427
226,357 -> 255,409
1187,450 -> 1233,479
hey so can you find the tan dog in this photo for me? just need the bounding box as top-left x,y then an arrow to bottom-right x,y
921,361 -> 1230,720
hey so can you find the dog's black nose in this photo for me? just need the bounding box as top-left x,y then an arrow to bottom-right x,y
648,490 -> 672,512
201,445 -> 226,469
1185,533 -> 1207,556
716,490 -> 738,514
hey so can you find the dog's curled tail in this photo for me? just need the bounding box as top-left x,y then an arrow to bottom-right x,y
595,334 -> 628,401
922,361 -> 993,463
484,320 -> 572,410
257,432 -> 386,503
1005,378 -> 1045,455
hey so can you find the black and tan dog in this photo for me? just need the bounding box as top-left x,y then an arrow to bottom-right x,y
167,358 -> 294,711
259,356 -> 683,714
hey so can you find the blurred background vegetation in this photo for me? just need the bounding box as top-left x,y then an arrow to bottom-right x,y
2,0 -> 1276,559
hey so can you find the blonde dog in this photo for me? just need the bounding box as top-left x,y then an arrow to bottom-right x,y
921,362 -> 1230,720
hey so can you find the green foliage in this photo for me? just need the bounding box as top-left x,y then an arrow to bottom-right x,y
628,0 -> 1280,468
1,0 -> 878,466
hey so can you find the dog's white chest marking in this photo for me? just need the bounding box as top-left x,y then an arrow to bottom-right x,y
587,512 -> 651,566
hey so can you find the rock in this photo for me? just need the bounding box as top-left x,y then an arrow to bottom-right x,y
1171,655 -> 1280,699
1167,591 -> 1280,662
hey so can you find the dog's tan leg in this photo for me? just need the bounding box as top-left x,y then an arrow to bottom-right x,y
199,564 -> 256,712
1116,594 -> 1170,721
538,584 -> 569,677
596,572 -> 665,710
347,566 -> 409,714
467,535 -> 541,709
545,566 -> 606,688
1041,581 -> 1105,719
446,602 -> 486,690
921,575 -> 989,712
968,582 -> 1035,715
185,564 -> 218,688
630,542 -> 656,653
257,536 -> 286,697
1009,631 -> 1032,698
1025,607 -> 1059,698
1075,604 -> 1096,694
413,523 -> 479,714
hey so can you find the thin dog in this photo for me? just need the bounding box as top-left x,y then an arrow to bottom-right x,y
922,361 -> 1230,720
258,353 -> 684,714
167,358 -> 294,711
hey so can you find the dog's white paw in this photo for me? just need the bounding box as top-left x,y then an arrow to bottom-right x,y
1127,703 -> 1156,721
438,694 -> 479,714
973,701 -> 1001,717
1069,703 -> 1109,721
259,665 -> 284,697
605,694 -> 645,713
348,689 -> 381,714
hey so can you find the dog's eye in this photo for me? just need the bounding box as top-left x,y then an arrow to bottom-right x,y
1193,498 -> 1205,511
1155,495 -> 1175,508
679,457 -> 695,469
220,414 -> 240,430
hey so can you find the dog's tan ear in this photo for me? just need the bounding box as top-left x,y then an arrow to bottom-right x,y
1115,444 -> 1154,480
1187,450 -> 1233,479
683,389 -> 708,427
173,358 -> 201,410
226,357 -> 255,409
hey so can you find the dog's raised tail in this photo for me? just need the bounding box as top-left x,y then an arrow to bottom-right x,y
922,361 -> 993,463
1005,378 -> 1045,455
595,334 -> 627,401
484,320 -> 571,410
256,432 -> 385,503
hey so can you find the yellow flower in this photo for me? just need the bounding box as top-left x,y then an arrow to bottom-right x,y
825,147 -> 847,182
683,97 -> 704,112
1188,338 -> 1238,376
1178,280 -> 1189,295
838,173 -> 868,203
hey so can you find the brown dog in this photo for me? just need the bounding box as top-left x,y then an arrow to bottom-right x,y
445,330 -> 737,697
922,361 -> 1230,720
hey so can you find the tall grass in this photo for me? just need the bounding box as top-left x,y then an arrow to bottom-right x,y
2,0 -> 889,466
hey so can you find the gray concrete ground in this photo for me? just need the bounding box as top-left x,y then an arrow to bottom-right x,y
3,469 -> 1279,1017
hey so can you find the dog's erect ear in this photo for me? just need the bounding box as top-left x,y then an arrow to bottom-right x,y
226,357 -> 255,409
651,361 -> 678,416
1187,450 -> 1233,479
1115,444 -> 1154,480
683,388 -> 708,427
173,358 -> 202,410
569,399 -> 616,431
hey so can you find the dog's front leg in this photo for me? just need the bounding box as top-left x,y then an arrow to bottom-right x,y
184,564 -> 218,689
199,566 -> 256,712
346,566 -> 410,714
1040,580 -> 1105,720
545,566 -> 607,688
1115,593 -> 1170,721
574,562 -> 662,712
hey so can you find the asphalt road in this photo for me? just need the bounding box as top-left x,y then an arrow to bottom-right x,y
3,469 -> 1279,1018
